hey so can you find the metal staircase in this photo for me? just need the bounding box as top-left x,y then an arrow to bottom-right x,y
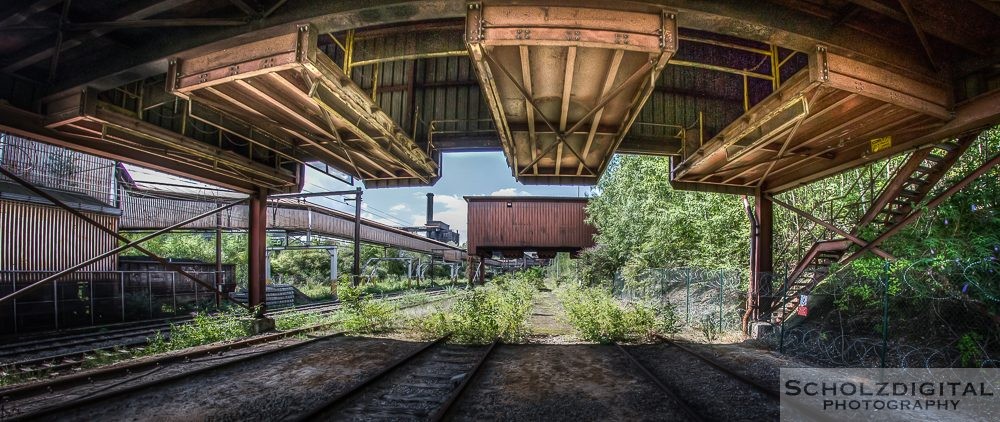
857,138 -> 975,229
771,239 -> 851,321
770,137 -> 975,323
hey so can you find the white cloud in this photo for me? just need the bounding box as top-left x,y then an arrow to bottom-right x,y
389,203 -> 409,212
361,211 -> 399,227
489,188 -> 533,196
422,194 -> 468,241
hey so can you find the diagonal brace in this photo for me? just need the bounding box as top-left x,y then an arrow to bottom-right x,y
481,50 -> 596,176
839,150 -> 999,267
0,166 -> 250,310
766,194 -> 895,260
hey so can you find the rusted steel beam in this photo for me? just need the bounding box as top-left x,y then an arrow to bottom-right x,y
352,187 -> 362,286
248,188 -> 267,314
167,24 -> 438,187
0,197 -> 246,307
753,193 -> 773,315
3,0 -> 202,73
0,164 -> 253,311
766,194 -> 894,260
840,150 -> 1000,265
0,0 -> 62,28
467,2 -> 675,184
0,105 -> 275,194
675,46 -> 955,191
49,0 -> 965,94
896,0 -> 938,71
856,147 -> 933,229
765,88 -> 1000,192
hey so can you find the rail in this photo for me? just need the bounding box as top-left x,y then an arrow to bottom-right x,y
0,270 -> 231,335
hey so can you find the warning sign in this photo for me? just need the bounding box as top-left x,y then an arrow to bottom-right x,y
870,135 -> 892,153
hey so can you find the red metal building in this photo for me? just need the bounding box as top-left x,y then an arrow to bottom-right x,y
465,196 -> 596,259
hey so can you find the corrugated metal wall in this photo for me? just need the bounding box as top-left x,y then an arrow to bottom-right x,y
466,198 -> 596,257
0,199 -> 118,271
351,56 -> 492,147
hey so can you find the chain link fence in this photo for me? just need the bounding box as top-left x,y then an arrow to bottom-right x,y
763,256 -> 1000,368
612,267 -> 745,339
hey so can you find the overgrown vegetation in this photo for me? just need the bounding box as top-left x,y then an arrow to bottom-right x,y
417,273 -> 536,344
147,309 -> 252,352
559,285 -> 677,343
338,284 -> 400,334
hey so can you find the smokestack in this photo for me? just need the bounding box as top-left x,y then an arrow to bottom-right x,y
426,193 -> 434,225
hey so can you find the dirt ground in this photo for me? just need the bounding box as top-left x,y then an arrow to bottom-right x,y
524,290 -> 582,344
449,344 -> 696,421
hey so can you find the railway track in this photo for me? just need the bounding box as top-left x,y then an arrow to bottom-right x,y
297,336 -> 497,421
1,329 -> 348,421
1,291 -> 456,419
0,289 -> 449,384
615,337 -> 780,422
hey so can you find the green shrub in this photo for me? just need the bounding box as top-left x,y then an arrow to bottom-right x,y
149,309 -> 252,352
957,332 -> 985,367
560,286 -> 676,343
697,314 -> 721,342
339,284 -> 399,334
417,274 -> 536,344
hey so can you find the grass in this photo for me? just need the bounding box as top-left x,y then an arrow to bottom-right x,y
0,288 -> 448,388
297,283 -> 335,301
293,277 -> 459,302
416,273 -> 537,344
338,284 -> 400,334
559,285 -> 678,343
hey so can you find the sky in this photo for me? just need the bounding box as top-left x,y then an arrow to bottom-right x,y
125,151 -> 593,243
302,152 -> 594,242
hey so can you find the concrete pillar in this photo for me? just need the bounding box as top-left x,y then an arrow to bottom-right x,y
265,250 -> 272,282
328,246 -> 339,281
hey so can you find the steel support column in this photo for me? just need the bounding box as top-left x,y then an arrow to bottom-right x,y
215,207 -> 223,307
753,192 -> 774,319
248,188 -> 268,315
352,187 -> 363,286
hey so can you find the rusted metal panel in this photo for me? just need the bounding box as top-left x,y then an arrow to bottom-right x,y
0,200 -> 118,272
465,196 -> 595,257
167,24 -> 439,188
465,1 -> 677,185
672,46 -> 953,193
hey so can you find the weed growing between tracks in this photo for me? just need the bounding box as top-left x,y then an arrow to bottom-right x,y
148,309 -> 254,353
339,285 -> 400,334
417,275 -> 536,344
559,286 -> 678,343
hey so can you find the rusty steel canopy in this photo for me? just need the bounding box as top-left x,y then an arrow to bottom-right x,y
166,24 -> 439,188
672,47 -> 952,193
465,2 -> 677,185
41,87 -> 300,193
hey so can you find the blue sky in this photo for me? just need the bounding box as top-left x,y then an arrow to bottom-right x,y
303,152 -> 593,242
127,151 -> 593,242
